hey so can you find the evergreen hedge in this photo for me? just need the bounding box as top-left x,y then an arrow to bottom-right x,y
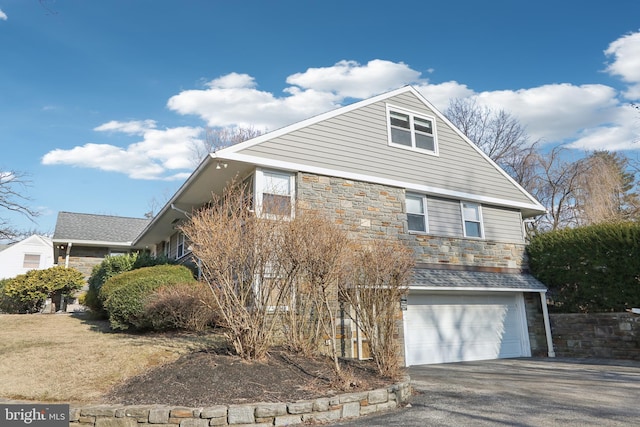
100,264 -> 196,330
527,222 -> 640,313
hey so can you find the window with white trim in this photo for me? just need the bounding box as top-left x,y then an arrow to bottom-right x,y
176,232 -> 185,258
461,202 -> 483,238
256,169 -> 295,218
23,254 -> 40,269
406,193 -> 428,233
387,105 -> 437,154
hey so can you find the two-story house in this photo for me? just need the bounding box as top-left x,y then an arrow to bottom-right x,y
133,85 -> 554,366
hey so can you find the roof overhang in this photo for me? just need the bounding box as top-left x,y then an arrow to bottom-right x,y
408,266 -> 547,293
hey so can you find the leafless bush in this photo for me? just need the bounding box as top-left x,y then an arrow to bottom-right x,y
341,240 -> 414,379
180,180 -> 295,360
280,210 -> 349,372
143,283 -> 219,332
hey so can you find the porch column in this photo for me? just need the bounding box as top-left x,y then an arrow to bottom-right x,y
540,291 -> 556,357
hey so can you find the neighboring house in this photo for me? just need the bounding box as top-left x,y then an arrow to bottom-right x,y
52,212 -> 151,278
0,235 -> 54,280
132,85 -> 554,366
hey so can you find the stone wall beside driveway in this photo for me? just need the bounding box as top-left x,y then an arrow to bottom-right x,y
550,312 -> 640,360
69,379 -> 411,426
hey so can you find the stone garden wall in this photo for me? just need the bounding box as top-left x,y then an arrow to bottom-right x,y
550,312 -> 640,360
69,379 -> 411,426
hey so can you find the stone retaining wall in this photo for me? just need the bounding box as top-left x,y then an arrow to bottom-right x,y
550,312 -> 640,360
69,380 -> 411,426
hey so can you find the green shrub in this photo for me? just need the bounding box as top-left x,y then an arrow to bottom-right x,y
85,253 -> 177,315
0,278 -> 28,313
143,282 -> 218,331
1,266 -> 85,313
527,222 -> 640,313
101,264 -> 196,330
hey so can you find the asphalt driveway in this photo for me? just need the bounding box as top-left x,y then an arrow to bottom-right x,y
332,358 -> 640,426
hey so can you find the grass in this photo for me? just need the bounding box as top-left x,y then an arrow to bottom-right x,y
0,312 -> 223,403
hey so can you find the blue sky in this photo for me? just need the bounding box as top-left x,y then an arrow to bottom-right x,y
1,0 -> 640,240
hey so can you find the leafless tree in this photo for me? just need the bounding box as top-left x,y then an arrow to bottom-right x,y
189,126 -> 263,165
0,169 -> 39,241
445,98 -> 539,182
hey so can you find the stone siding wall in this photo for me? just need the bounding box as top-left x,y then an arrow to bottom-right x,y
550,313 -> 640,360
68,379 -> 411,426
297,172 -> 528,269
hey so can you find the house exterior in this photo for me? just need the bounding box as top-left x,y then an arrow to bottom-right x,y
0,234 -> 54,280
133,86 -> 555,366
52,212 -> 151,278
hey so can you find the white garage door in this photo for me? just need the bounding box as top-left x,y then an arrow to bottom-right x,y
404,292 -> 530,365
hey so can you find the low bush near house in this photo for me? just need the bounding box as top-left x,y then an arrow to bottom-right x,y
85,253 -> 177,315
0,266 -> 85,313
143,282 -> 218,332
101,264 -> 196,330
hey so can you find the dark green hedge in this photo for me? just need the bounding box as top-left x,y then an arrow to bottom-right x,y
101,264 -> 196,330
527,222 -> 640,313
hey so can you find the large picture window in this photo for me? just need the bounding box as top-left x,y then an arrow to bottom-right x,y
387,105 -> 437,154
406,193 -> 428,233
461,202 -> 483,238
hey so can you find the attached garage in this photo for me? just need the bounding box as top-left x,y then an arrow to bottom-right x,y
403,268 -> 554,366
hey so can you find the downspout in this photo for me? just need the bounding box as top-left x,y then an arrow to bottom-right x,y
540,291 -> 556,357
64,242 -> 72,268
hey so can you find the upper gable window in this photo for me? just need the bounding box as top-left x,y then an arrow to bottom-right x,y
256,169 -> 295,218
406,193 -> 428,233
461,202 -> 484,238
387,105 -> 437,154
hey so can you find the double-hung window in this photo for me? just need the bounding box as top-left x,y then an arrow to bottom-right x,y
176,232 -> 185,258
256,169 -> 295,218
406,193 -> 428,233
461,202 -> 483,238
387,105 -> 437,154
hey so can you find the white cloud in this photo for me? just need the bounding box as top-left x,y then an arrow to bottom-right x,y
605,30 -> 640,100
286,60 -> 423,99
0,9 -> 7,21
42,125 -> 203,180
414,81 -> 475,111
94,119 -> 157,135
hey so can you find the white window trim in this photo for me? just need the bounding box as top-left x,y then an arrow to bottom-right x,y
254,168 -> 296,219
406,193 -> 429,234
176,232 -> 185,259
461,201 -> 484,239
386,104 -> 438,156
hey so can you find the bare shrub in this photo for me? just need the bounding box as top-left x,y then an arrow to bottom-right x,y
143,283 -> 218,332
280,210 -> 349,372
180,180 -> 295,360
340,240 -> 414,379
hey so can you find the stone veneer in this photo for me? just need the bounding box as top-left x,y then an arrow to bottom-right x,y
550,313 -> 640,360
297,172 -> 528,269
68,380 -> 411,426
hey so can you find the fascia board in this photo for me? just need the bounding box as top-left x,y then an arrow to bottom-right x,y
53,239 -> 135,247
408,286 -> 548,293
218,152 -> 547,214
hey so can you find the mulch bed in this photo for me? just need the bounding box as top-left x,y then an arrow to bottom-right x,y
104,347 -> 393,407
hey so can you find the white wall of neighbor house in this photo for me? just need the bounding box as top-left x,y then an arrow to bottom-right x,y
0,235 -> 54,280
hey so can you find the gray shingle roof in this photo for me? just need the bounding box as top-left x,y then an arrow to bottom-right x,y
53,212 -> 151,244
411,268 -> 547,291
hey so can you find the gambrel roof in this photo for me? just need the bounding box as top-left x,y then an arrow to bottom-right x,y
135,86 -> 545,247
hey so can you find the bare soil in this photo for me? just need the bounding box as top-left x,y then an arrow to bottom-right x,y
104,347 -> 392,406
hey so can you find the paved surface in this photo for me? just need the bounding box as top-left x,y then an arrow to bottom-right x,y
332,358 -> 640,426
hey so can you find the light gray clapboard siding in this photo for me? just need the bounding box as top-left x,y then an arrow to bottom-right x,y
426,197 -> 524,243
239,91 -> 534,206
481,205 -> 525,243
427,196 -> 462,236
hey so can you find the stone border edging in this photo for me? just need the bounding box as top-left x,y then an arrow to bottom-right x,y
69,378 -> 411,426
